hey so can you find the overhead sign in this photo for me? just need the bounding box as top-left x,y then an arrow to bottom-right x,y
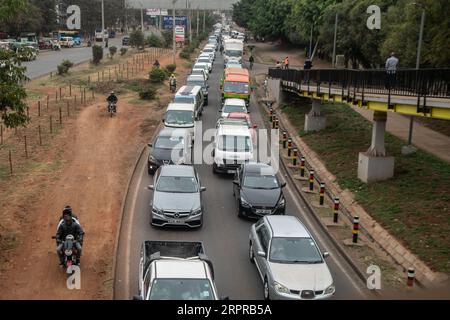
175,26 -> 185,43
162,16 -> 188,29
127,0 -> 239,10
146,9 -> 168,16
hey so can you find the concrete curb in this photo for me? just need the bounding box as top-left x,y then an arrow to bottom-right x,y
111,145 -> 146,300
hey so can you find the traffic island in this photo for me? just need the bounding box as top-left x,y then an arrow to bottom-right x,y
343,239 -> 366,247
323,217 -> 345,227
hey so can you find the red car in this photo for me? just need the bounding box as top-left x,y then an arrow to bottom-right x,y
38,39 -> 53,50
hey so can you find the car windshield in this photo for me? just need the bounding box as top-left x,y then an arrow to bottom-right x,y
198,58 -> 210,63
156,175 -> 198,193
187,80 -> 205,88
165,110 -> 194,125
223,104 -> 246,113
227,64 -> 242,69
154,136 -> 185,149
224,82 -> 249,94
225,50 -> 242,57
191,70 -> 205,78
149,279 -> 214,300
173,96 -> 195,105
194,64 -> 208,71
243,173 -> 279,189
218,135 -> 251,152
203,48 -> 213,52
270,237 -> 323,264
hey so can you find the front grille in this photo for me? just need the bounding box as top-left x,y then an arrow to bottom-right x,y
163,211 -> 190,218
300,290 -> 315,299
290,290 -> 300,295
315,290 -> 323,295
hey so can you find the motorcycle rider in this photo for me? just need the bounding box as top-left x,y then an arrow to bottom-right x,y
169,74 -> 177,93
153,59 -> 160,68
107,91 -> 118,113
56,211 -> 84,266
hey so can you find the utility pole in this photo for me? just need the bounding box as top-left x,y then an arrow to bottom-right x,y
188,1 -> 192,43
141,4 -> 144,32
196,6 -> 199,37
203,9 -> 205,33
407,4 -> 426,148
332,13 -> 338,68
124,0 -> 128,34
173,0 -> 177,65
309,25 -> 313,59
101,0 -> 105,48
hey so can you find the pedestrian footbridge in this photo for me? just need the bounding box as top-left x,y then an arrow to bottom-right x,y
268,68 -> 450,120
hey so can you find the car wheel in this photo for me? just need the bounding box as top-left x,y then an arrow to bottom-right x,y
212,163 -> 218,174
249,242 -> 255,263
264,278 -> 270,300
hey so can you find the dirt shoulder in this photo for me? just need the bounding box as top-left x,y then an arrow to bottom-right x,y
0,48 -> 190,299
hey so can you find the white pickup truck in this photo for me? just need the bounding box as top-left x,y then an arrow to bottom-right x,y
135,241 -> 225,300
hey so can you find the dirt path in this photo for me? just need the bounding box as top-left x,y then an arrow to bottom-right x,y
0,51 -> 186,299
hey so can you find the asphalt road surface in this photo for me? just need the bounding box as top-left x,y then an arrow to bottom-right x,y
114,51 -> 370,300
24,38 -> 124,80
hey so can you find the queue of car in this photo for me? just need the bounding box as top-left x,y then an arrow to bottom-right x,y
140,22 -> 335,301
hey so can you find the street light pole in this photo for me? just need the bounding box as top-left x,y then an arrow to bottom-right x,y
332,13 -> 338,68
196,6 -> 199,37
407,5 -> 426,146
309,25 -> 313,59
141,5 -> 144,32
188,1 -> 192,43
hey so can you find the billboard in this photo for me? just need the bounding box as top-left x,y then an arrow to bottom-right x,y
146,9 -> 168,16
175,26 -> 185,43
127,0 -> 239,10
162,16 -> 188,30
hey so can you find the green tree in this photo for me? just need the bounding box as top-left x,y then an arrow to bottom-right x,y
129,30 -> 144,49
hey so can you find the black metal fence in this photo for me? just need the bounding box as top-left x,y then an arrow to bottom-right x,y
268,68 -> 450,99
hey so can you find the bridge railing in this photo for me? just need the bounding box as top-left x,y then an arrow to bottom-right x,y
268,68 -> 450,99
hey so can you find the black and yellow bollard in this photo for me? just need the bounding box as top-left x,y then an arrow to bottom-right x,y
319,183 -> 325,205
292,148 -> 298,166
309,170 -> 315,191
407,268 -> 415,288
300,157 -> 306,177
272,116 -> 277,129
274,118 -> 279,129
287,138 -> 293,157
333,198 -> 340,223
282,131 -> 287,149
269,108 -> 274,123
352,216 -> 360,243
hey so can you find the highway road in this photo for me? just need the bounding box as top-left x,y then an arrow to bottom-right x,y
114,51 -> 370,300
23,38 -> 123,80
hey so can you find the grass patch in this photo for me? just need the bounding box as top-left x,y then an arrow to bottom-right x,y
282,97 -> 450,273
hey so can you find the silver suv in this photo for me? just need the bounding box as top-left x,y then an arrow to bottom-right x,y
249,215 -> 335,300
149,165 -> 206,228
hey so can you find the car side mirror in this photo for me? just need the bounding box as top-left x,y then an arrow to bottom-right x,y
147,185 -> 154,190
323,252 -> 330,259
233,180 -> 239,186
133,295 -> 143,300
257,251 -> 266,258
200,186 -> 206,192
147,143 -> 153,148
281,182 -> 287,188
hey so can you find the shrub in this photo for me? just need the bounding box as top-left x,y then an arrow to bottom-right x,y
149,67 -> 167,83
57,59 -> 74,75
161,29 -> 172,48
165,64 -> 176,74
109,46 -> 117,58
130,30 -> 144,49
120,47 -> 128,56
146,34 -> 163,48
179,52 -> 190,60
92,45 -> 103,65
62,59 -> 74,68
138,85 -> 157,100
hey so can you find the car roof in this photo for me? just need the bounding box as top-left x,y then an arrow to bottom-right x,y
176,85 -> 202,95
154,260 -> 207,279
157,127 -> 189,137
244,162 -> 275,174
187,75 -> 205,81
225,74 -> 249,82
225,68 -> 249,77
265,216 -> 311,238
224,98 -> 246,106
217,125 -> 251,136
160,165 -> 195,177
167,103 -> 195,111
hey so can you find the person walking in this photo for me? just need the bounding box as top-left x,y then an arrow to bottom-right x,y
249,55 -> 254,70
284,56 -> 289,69
385,52 -> 399,90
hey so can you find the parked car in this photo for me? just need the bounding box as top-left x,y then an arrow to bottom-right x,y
148,165 -> 206,228
233,163 -> 286,218
186,75 -> 209,105
147,128 -> 192,175
190,68 -> 208,81
38,38 -> 53,50
249,215 -> 335,300
122,36 -> 130,46
163,103 -> 197,142
196,56 -> 213,73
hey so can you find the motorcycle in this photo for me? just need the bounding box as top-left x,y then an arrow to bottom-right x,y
52,234 -> 80,275
108,102 -> 117,117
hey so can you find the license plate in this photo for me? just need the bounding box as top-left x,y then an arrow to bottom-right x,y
227,170 -> 236,174
168,219 -> 182,224
256,209 -> 271,214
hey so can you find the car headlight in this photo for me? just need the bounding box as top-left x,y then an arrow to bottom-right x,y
273,281 -> 290,294
152,206 -> 163,216
324,283 -> 335,295
240,196 -> 251,208
278,197 -> 285,207
191,207 -> 202,216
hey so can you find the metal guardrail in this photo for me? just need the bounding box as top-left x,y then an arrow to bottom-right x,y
268,68 -> 450,100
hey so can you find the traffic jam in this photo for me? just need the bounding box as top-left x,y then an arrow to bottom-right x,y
137,21 -> 335,301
